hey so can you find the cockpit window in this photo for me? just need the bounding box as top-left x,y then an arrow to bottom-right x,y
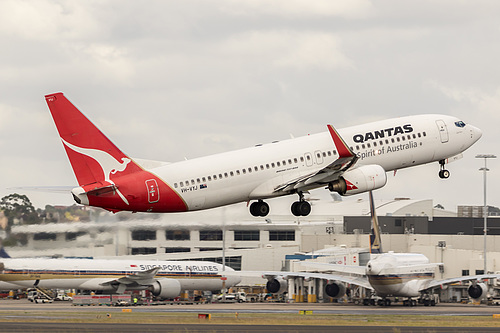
455,121 -> 466,128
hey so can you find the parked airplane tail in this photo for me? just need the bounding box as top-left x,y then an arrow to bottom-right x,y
369,191 -> 382,254
0,244 -> 11,258
45,93 -> 187,213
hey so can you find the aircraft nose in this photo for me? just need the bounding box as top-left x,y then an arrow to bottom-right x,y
470,125 -> 483,142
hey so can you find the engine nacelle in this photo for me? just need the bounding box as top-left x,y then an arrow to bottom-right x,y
150,278 -> 182,299
468,282 -> 487,300
328,164 -> 387,196
266,276 -> 288,294
324,282 -> 346,299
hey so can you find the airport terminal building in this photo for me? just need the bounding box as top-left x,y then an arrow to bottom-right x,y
6,195 -> 500,303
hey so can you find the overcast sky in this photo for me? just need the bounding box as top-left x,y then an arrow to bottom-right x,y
0,0 -> 499,212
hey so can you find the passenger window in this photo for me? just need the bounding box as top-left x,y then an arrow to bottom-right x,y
208,176 -> 212,181
248,168 -> 252,173
242,169 -> 246,174
213,175 -> 217,180
260,165 -> 264,170
367,143 -> 371,148
202,177 -> 206,182
333,150 -> 337,155
362,144 -> 365,149
230,171 -> 234,176
401,136 -> 405,141
254,166 -> 258,172
277,162 -> 281,167
294,158 -> 298,163
288,159 -> 292,164
236,170 -> 240,175
224,173 -> 228,178
266,164 -> 270,169
327,151 -> 331,157
413,134 -> 416,139
197,178 -> 201,183
300,157 -> 304,162
271,163 -> 275,168
191,180 -> 195,185
423,132 -> 426,137
418,133 -> 421,138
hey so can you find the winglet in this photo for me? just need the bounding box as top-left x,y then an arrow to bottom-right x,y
327,125 -> 355,158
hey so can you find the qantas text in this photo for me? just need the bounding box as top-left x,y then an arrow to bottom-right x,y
353,124 -> 413,144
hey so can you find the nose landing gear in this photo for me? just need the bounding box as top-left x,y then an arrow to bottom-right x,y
439,159 -> 450,179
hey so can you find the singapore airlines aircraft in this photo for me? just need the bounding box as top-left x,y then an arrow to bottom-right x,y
45,92 -> 482,217
0,252 -> 241,298
260,192 -> 498,306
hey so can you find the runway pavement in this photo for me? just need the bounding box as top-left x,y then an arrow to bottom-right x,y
1,299 -> 500,316
0,299 -> 500,332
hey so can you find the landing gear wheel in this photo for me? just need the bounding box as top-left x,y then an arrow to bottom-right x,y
250,200 -> 270,217
291,201 -> 311,216
439,169 -> 450,179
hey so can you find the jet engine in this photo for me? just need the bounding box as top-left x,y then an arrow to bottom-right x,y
324,282 -> 346,299
150,278 -> 182,299
328,164 -> 387,196
468,282 -> 487,300
266,276 -> 288,294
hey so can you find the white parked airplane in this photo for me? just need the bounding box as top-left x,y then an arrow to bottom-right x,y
260,192 -> 497,306
0,252 -> 241,298
45,93 -> 482,216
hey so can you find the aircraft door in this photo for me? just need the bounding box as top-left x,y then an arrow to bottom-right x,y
436,120 -> 449,143
304,153 -> 313,167
146,179 -> 160,203
314,150 -> 324,165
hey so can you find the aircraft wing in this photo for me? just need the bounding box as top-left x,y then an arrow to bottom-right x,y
99,267 -> 160,287
224,270 -> 372,290
300,262 -> 366,276
419,274 -> 499,292
274,125 -> 358,193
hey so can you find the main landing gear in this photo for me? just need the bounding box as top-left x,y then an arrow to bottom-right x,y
249,192 -> 312,217
291,192 -> 311,217
250,200 -> 270,217
438,159 -> 450,179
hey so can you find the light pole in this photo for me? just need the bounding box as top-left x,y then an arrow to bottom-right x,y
476,154 -> 496,274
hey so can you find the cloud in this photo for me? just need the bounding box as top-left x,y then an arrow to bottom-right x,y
221,30 -> 355,71
219,0 -> 374,19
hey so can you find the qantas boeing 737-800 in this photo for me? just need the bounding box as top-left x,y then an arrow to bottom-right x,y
45,92 -> 482,217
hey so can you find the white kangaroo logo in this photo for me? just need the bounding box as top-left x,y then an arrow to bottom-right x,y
62,139 -> 131,205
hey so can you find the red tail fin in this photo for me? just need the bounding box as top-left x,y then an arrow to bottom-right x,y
45,92 -> 138,186
45,92 -> 187,213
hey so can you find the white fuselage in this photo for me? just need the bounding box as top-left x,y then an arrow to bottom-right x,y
366,253 -> 436,297
144,114 -> 481,211
0,258 -> 241,292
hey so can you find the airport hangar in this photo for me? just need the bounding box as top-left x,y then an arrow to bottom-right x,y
6,193 -> 500,303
